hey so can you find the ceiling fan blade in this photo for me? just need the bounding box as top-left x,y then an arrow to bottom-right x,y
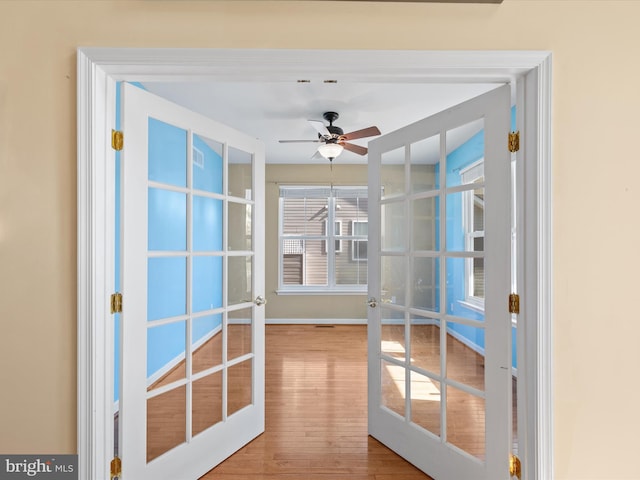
341,142 -> 368,156
308,120 -> 331,138
279,139 -> 321,143
341,126 -> 381,141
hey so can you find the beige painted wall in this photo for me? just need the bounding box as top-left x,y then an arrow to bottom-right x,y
265,164 -> 369,319
1,1 -> 638,478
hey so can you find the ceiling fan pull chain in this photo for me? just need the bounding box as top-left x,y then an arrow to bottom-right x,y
330,160 -> 334,190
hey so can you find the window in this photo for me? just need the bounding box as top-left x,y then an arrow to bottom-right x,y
461,160 -> 484,309
279,186 -> 368,293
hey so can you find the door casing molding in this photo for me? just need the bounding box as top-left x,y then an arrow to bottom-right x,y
77,48 -> 552,480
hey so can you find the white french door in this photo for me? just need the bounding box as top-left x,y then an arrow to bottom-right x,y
119,83 -> 265,479
367,84 -> 512,480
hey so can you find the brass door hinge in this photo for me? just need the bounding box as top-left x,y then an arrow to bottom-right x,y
110,456 -> 122,479
508,131 -> 520,153
111,292 -> 123,314
112,129 -> 124,151
509,293 -> 520,314
510,453 -> 522,479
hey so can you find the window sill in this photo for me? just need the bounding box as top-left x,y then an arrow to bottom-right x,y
458,300 -> 485,313
276,289 -> 367,296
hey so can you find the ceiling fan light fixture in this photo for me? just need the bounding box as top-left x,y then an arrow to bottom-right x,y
318,143 -> 344,160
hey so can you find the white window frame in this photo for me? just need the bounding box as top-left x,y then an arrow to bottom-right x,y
324,219 -> 343,253
278,185 -> 368,294
351,220 -> 368,262
461,159 -> 485,311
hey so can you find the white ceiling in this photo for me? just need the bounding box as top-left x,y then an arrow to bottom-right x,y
141,80 -> 500,164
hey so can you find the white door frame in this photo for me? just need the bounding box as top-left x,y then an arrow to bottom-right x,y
77,48 -> 552,480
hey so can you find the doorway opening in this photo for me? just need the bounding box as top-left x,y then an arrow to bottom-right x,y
77,48 -> 552,480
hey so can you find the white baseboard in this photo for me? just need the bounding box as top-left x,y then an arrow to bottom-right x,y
146,325 -> 222,387
447,328 -> 486,357
113,325 -> 222,413
447,328 -> 518,377
266,318 -> 367,325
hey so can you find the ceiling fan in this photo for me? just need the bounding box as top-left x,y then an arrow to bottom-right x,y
279,111 -> 381,161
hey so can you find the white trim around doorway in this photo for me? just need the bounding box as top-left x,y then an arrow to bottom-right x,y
77,48 -> 552,480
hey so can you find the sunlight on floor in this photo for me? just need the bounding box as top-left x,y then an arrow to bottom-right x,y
381,339 -> 406,354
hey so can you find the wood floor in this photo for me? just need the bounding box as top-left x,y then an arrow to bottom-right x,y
200,325 -> 433,480
142,324 -> 516,479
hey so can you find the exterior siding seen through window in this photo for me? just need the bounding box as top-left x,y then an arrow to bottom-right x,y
279,186 -> 368,292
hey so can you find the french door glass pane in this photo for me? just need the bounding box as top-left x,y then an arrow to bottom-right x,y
381,310 -> 406,362
381,255 -> 406,305
192,314 -> 223,374
381,201 -> 406,252
380,147 -> 405,197
410,316 -> 440,375
147,320 -> 186,391
473,195 -> 484,232
445,118 -> 485,188
147,385 -> 186,462
410,370 -> 441,436
228,147 -> 252,199
228,256 -> 253,306
192,256 -> 223,313
446,257 -> 485,321
228,201 -> 252,251
148,117 -> 187,187
381,359 -> 405,417
446,321 -> 485,392
193,134 -> 223,194
410,134 -> 439,193
412,256 -> 438,312
148,188 -> 186,251
228,359 -> 253,416
192,195 -> 223,252
192,372 -> 223,437
412,196 -> 438,251
228,307 -> 253,360
446,385 -> 485,461
446,190 -> 485,253
147,257 -> 186,321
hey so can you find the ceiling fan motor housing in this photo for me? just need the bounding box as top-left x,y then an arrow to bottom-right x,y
321,112 -> 343,142
321,125 -> 344,142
